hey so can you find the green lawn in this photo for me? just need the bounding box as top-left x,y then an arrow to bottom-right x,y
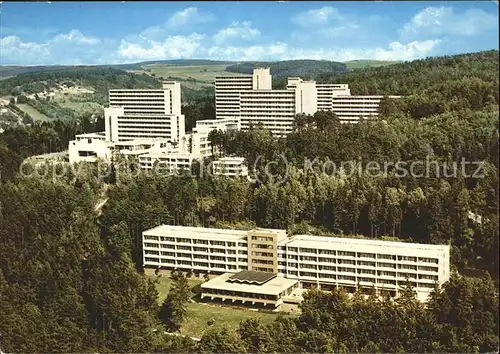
16,103 -> 50,121
149,274 -> 296,338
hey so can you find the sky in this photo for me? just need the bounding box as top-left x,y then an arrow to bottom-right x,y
0,1 -> 498,65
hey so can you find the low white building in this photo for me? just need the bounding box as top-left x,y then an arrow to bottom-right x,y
212,157 -> 248,178
138,152 -> 194,174
68,133 -> 173,165
68,132 -> 113,163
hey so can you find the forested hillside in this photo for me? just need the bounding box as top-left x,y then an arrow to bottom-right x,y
319,50 -> 499,96
0,60 -> 238,78
0,67 -> 161,102
0,51 -> 498,352
0,67 -> 214,123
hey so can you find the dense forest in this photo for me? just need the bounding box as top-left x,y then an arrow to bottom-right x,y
0,50 -> 499,352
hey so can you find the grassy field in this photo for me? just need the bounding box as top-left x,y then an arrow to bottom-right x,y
53,94 -> 103,115
16,103 -> 50,121
344,60 -> 401,70
134,64 -> 246,90
149,274 -> 296,338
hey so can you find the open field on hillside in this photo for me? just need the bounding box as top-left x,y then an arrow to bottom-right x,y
135,64 -> 247,89
149,274 -> 296,338
345,60 -> 401,69
16,103 -> 50,121
52,92 -> 103,115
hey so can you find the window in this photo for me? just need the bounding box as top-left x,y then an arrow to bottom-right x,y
358,252 -> 376,259
398,256 -> 417,262
338,259 -> 355,265
358,261 -> 375,267
419,266 -> 438,272
338,251 -> 355,257
378,254 -> 396,261
300,256 -> 316,262
377,262 -> 396,269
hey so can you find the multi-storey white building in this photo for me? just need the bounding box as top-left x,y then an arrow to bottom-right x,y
316,83 -> 351,110
215,69 -> 398,134
215,68 -> 272,120
212,157 -> 248,178
69,80 -> 239,166
331,95 -> 401,122
104,81 -> 185,143
143,225 -> 450,302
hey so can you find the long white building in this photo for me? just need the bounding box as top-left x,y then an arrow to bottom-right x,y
215,68 -> 398,135
104,81 -> 185,143
143,225 -> 450,302
331,95 -> 402,122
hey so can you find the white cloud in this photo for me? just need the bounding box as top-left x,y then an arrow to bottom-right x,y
53,29 -> 100,45
167,7 -> 214,28
213,21 -> 261,44
401,6 -> 498,39
0,36 -> 50,63
369,40 -> 441,61
118,33 -> 205,61
291,6 -> 343,27
206,39 -> 439,62
0,30 -> 102,65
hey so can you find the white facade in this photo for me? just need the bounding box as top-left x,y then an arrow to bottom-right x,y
68,133 -> 174,165
138,152 -> 194,174
316,83 -> 351,110
215,69 -> 398,134
277,234 -> 449,302
212,157 -> 248,177
142,225 -> 450,302
143,225 -> 250,273
68,132 -> 113,163
239,89 -> 296,136
331,95 -> 401,123
215,68 -> 272,120
193,117 -> 241,134
105,82 -> 185,143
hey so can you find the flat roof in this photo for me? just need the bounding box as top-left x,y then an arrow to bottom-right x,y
76,132 -> 106,138
201,273 -> 298,296
143,225 -> 248,241
281,234 -> 449,254
228,270 -> 277,285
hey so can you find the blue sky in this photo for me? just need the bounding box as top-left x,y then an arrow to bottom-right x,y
1,1 -> 498,65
